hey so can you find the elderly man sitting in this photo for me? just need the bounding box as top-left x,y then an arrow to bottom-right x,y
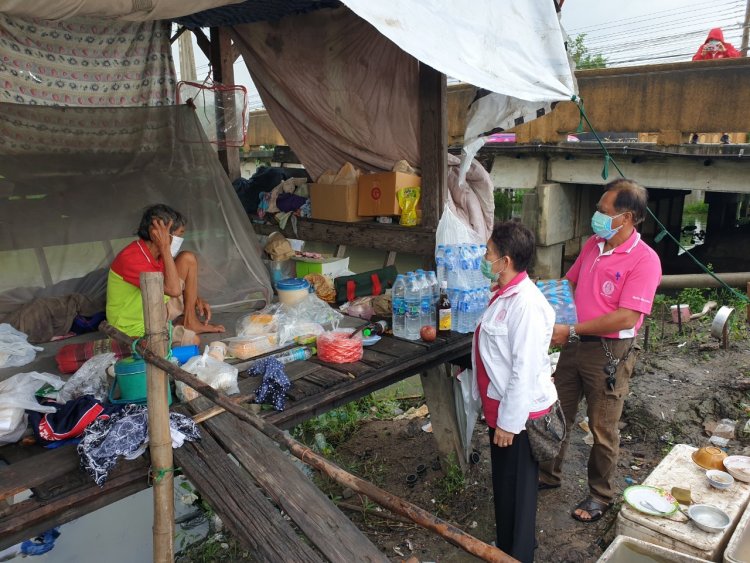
106,204 -> 225,345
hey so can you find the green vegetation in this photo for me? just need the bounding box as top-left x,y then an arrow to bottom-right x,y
438,453 -> 466,499
683,202 -> 709,215
569,34 -> 607,70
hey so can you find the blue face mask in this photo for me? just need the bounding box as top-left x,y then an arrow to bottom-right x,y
591,210 -> 624,240
481,257 -> 503,282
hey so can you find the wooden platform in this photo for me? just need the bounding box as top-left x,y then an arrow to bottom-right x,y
0,326 -> 472,556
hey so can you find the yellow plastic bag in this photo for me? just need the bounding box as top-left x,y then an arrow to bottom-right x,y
396,186 -> 421,226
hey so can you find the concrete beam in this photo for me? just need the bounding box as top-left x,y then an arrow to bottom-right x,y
490,155 -> 546,190
533,243 -> 564,279
547,155 -> 750,193
536,183 -> 577,246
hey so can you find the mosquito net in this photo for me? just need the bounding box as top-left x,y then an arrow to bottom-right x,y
0,102 -> 272,317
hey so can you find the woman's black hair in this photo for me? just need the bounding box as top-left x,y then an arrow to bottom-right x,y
489,220 -> 535,273
136,204 -> 187,241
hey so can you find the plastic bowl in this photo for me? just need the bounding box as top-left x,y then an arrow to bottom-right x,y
706,469 -> 734,490
723,455 -> 750,483
688,504 -> 730,533
692,446 -> 728,471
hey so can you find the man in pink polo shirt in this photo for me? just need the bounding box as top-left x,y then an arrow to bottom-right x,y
539,179 -> 661,523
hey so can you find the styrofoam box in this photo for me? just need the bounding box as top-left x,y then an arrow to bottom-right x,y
616,444 -> 750,562
725,501 -> 750,563
599,535 -> 710,562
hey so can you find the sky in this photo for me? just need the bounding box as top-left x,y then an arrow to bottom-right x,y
172,0 -> 747,110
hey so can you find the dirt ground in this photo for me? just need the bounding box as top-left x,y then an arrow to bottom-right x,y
320,316 -> 750,562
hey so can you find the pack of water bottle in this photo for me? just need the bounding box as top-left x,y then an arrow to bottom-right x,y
434,244 -> 490,334
391,270 -> 439,340
535,279 -> 578,325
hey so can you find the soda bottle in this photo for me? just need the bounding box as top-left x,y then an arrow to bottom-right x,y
362,320 -> 389,337
437,281 -> 452,336
391,275 -> 406,338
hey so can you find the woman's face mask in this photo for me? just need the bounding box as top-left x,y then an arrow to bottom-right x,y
591,210 -> 625,240
170,234 -> 184,257
481,257 -> 504,282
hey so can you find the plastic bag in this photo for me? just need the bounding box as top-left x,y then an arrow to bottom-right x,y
226,334 -> 279,360
435,202 -> 484,249
453,368 -> 482,462
397,186 -> 421,226
58,353 -> 116,403
276,293 -> 342,345
0,371 -> 63,444
0,324 -> 43,368
236,303 -> 281,336
176,349 -> 239,402
340,296 -> 377,320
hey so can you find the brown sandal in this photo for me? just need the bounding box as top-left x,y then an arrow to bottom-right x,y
572,496 -> 611,523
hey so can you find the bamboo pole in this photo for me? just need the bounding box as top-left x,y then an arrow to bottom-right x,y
100,321 -> 514,563
139,273 -> 175,563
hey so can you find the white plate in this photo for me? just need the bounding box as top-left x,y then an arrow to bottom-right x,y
623,485 -> 679,516
724,456 -> 750,483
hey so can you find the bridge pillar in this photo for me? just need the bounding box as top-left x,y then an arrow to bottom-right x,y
706,192 -> 741,234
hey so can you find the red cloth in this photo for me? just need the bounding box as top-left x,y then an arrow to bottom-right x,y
55,338 -> 131,374
473,272 -> 550,429
692,28 -> 741,60
110,240 -> 164,288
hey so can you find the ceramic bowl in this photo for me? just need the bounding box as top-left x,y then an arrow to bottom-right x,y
723,456 -> 750,483
706,469 -> 734,490
687,504 -> 731,533
692,446 -> 728,471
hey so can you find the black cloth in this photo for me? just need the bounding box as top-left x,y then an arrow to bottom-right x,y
233,166 -> 289,214
489,428 -> 539,563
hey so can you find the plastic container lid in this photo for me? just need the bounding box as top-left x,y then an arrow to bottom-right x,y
361,335 -> 381,346
276,278 -> 310,291
114,356 -> 146,376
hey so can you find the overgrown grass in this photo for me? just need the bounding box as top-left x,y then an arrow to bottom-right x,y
683,202 -> 709,215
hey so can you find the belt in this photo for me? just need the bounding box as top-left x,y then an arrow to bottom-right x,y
579,335 -> 633,343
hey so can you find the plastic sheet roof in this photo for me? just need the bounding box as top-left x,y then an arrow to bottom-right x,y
173,0 -> 340,29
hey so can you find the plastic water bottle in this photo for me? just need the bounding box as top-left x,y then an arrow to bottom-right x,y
417,273 -> 432,329
391,275 -> 406,338
267,345 -> 315,364
435,245 -> 446,287
405,273 -> 421,340
444,248 -> 456,290
457,290 -> 471,333
469,245 -> 480,287
458,245 -> 472,290
427,271 -> 439,328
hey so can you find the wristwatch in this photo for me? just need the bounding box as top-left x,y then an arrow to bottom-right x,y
568,324 -> 580,343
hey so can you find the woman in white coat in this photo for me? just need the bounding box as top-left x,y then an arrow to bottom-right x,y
472,220 -> 557,562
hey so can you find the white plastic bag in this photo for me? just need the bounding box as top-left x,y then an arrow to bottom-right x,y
453,368 -> 482,462
0,324 -> 43,368
58,353 -> 116,403
435,203 -> 484,250
276,293 -> 342,345
0,371 -> 63,444
177,349 -> 239,402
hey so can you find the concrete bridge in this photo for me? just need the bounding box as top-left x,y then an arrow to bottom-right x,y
245,58 -> 750,278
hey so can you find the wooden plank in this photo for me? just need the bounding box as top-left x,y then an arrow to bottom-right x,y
286,378 -> 324,401
197,403 -> 388,562
173,413 -> 324,562
267,335 -> 472,428
368,335 -> 428,357
383,250 -> 397,267
335,245 -> 347,258
420,364 -> 466,469
0,461 -> 147,551
0,446 -> 79,502
418,64 -> 447,230
252,219 -> 436,256
309,358 -> 372,378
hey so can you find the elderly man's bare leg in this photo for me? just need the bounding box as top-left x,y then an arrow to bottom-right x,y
174,251 -> 225,334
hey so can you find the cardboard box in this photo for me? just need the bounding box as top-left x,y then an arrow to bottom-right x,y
309,183 -> 368,222
294,256 -> 350,278
357,172 -> 421,216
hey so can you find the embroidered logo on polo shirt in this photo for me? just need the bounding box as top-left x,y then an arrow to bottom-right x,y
602,280 -> 615,296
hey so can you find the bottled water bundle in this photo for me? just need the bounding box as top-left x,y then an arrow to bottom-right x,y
435,244 -> 490,333
536,279 -> 578,325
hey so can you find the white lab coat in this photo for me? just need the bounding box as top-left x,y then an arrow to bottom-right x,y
472,276 -> 558,434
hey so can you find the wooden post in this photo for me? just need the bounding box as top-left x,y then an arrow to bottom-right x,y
420,364 -> 467,471
746,282 -> 749,323
419,64 -> 447,231
209,27 -> 242,182
140,272 -> 175,563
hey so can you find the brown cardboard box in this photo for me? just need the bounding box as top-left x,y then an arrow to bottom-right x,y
309,183 -> 369,222
357,172 -> 421,216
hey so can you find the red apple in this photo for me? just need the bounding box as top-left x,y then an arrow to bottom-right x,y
420,325 -> 437,342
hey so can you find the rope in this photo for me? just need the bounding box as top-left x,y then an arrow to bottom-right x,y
132,322 -> 175,360
570,95 -> 749,304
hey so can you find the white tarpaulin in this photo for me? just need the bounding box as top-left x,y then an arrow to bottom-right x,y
0,0 -> 242,21
339,0 -> 577,179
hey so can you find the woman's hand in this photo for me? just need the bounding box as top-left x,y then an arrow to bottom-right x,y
493,428 -> 515,448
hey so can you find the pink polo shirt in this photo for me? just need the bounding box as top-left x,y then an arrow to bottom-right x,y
566,229 -> 661,339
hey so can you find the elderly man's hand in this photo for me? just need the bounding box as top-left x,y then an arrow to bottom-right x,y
195,297 -> 212,324
150,219 -> 173,254
550,323 -> 570,347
